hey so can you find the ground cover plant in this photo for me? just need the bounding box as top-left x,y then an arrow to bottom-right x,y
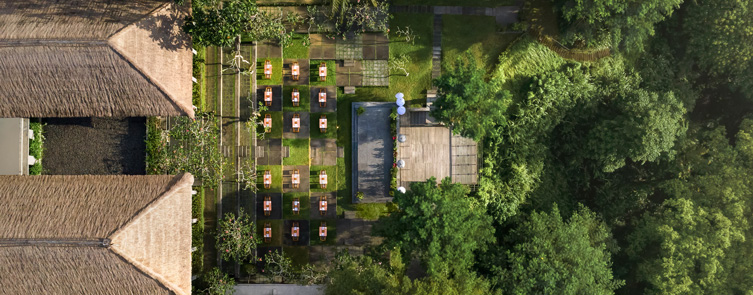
257,165 -> 283,192
257,58 -> 284,85
283,33 -> 310,59
283,139 -> 311,166
283,193 -> 311,219
28,121 -> 44,175
309,112 -> 337,139
282,86 -> 311,112
441,15 -> 520,74
309,60 -> 337,86
310,165 -> 337,192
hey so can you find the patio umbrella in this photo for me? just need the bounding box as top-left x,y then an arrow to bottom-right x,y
397,159 -> 405,168
395,92 -> 404,100
396,97 -> 405,106
397,187 -> 406,194
397,106 -> 406,115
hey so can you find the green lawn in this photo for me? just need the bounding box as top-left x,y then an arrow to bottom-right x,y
283,139 -> 310,166
392,0 -> 517,6
283,34 -> 310,59
283,193 -> 311,220
310,112 -> 337,139
257,58 -> 283,85
260,111 -> 283,139
282,85 -> 311,112
309,219 -> 336,246
283,246 -> 310,267
442,15 -> 521,74
309,60 -> 337,86
310,165 -> 337,192
256,219 -> 283,247
387,13 -> 434,107
29,122 -> 44,175
257,165 -> 283,193
356,202 -> 398,220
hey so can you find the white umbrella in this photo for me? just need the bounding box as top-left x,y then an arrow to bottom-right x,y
395,92 -> 404,100
397,187 -> 406,194
397,106 -> 406,115
396,97 -> 405,106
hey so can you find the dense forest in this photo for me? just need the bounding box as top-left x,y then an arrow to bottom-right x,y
325,0 -> 753,294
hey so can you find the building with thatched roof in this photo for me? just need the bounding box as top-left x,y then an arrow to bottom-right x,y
0,0 -> 194,118
0,173 -> 194,295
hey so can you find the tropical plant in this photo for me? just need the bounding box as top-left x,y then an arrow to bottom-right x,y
203,267 -> 236,295
216,209 -> 257,262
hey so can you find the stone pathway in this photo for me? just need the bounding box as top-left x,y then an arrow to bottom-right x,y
432,15 -> 442,82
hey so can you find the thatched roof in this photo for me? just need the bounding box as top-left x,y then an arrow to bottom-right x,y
0,173 -> 194,295
0,0 -> 194,118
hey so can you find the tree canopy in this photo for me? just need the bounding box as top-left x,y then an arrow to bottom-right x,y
431,53 -> 510,141
374,177 -> 495,277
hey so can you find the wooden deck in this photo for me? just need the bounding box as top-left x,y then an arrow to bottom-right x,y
397,126 -> 478,187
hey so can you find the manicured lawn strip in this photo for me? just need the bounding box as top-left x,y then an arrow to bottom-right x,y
283,34 -> 310,59
310,165 -> 337,192
336,157 -> 347,215
392,0 -> 517,6
29,121 -> 44,175
257,58 -> 284,85
283,139 -> 311,166
257,165 -> 283,193
282,85 -> 311,112
389,13 -> 434,107
442,15 -> 521,74
193,45 -> 207,110
256,219 -> 284,247
260,111 -> 284,139
355,202 -> 398,220
309,219 -> 337,246
309,112 -> 337,139
145,117 -> 166,175
283,193 -> 311,220
192,187 -> 205,274
335,88 -> 392,211
284,246 -> 310,267
309,60 -> 337,86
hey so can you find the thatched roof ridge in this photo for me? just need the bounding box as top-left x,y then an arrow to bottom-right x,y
0,0 -> 193,118
0,173 -> 193,295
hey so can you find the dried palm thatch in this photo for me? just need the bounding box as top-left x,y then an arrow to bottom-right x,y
0,173 -> 194,295
0,0 -> 193,118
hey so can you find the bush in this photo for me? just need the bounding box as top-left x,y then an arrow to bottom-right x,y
192,187 -> 205,274
357,106 -> 366,115
28,121 -> 44,175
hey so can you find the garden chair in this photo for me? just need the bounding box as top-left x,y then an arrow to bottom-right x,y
292,88 -> 300,107
291,222 -> 300,242
292,62 -> 300,81
263,170 -> 271,189
264,60 -> 272,79
264,222 -> 272,243
292,114 -> 300,133
264,87 -> 273,106
319,115 -> 327,134
318,88 -> 327,107
319,221 -> 327,241
292,169 -> 300,188
319,194 -> 327,215
319,62 -> 327,82
263,196 -> 272,216
292,197 -> 300,215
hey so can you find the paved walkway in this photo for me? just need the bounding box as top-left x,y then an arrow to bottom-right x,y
390,5 -> 520,25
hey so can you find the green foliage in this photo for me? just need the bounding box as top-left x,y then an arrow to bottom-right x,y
374,178 -> 494,277
432,53 -> 511,141
554,0 -> 683,51
624,122 -> 753,294
355,202 -> 395,220
282,139 -> 310,166
357,106 -> 366,115
203,267 -> 236,295
185,0 -> 292,47
490,205 -> 624,294
216,209 -> 257,263
192,187 -> 205,274
283,34 -> 311,59
147,113 -> 226,187
192,46 -> 206,111
682,0 -> 753,97
28,122 -> 44,175
323,0 -> 390,38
